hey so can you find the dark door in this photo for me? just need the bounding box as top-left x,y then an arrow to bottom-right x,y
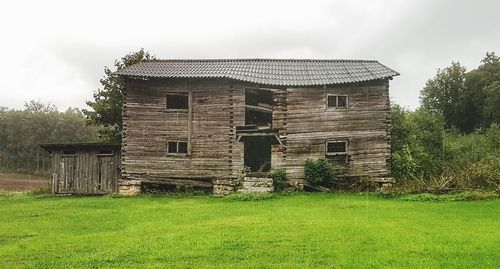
244,137 -> 272,172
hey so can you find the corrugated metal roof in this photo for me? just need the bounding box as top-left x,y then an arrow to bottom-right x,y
115,59 -> 399,86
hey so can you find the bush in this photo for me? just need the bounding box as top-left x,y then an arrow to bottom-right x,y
304,158 -> 335,186
269,168 -> 288,192
391,145 -> 417,180
390,101 -> 500,192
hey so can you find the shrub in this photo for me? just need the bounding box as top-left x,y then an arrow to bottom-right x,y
304,158 -> 335,186
391,145 -> 417,180
269,168 -> 288,192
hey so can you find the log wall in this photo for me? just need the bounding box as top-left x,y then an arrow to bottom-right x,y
122,78 -> 391,188
285,80 -> 391,181
122,78 -> 245,187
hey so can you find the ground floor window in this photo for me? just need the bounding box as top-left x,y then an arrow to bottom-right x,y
326,140 -> 348,155
167,140 -> 188,154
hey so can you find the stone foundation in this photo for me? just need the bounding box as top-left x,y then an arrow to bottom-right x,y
237,177 -> 274,194
213,177 -> 274,195
118,180 -> 142,195
213,179 -> 235,196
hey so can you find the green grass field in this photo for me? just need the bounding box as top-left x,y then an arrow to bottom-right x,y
0,193 -> 498,268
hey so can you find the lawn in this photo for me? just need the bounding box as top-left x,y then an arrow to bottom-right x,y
0,193 -> 498,268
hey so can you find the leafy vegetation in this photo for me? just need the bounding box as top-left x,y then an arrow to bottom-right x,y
83,49 -> 155,143
420,52 -> 500,132
0,193 -> 498,268
0,101 -> 98,174
389,52 -> 500,193
304,157 -> 335,186
269,168 -> 288,192
390,105 -> 500,192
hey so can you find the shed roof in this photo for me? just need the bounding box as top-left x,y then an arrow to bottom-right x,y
39,143 -> 121,152
115,59 -> 399,86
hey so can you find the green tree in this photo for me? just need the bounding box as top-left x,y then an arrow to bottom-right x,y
389,104 -> 416,179
0,101 -> 98,173
465,52 -> 500,130
421,52 -> 500,133
84,49 -> 155,143
389,103 -> 412,154
420,62 -> 466,130
389,104 -> 446,179
482,81 -> 500,124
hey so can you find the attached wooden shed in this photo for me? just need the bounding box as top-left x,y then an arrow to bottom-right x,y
40,143 -> 121,194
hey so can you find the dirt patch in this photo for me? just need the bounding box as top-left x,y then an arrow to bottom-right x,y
0,173 -> 50,192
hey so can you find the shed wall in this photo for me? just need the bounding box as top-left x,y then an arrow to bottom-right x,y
51,148 -> 120,194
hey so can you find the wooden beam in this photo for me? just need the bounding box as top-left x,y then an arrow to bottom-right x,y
245,105 -> 272,113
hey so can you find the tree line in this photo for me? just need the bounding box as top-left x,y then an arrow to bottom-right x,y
1,49 -> 498,193
0,49 -> 151,175
0,101 -> 98,174
391,52 -> 500,192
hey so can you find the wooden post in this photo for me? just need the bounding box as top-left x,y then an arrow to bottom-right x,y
187,80 -> 193,156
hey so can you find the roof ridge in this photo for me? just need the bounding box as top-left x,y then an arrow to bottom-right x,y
142,58 -> 379,63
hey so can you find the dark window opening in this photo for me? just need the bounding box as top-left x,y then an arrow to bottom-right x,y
327,95 -> 337,107
245,89 -> 273,128
97,149 -> 113,156
326,141 -> 347,155
167,140 -> 188,154
62,149 -> 76,156
337,96 -> 347,107
178,142 -> 188,154
166,94 -> 188,109
327,95 -> 348,108
167,142 -> 177,153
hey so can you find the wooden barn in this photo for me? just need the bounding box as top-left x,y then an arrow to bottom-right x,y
115,59 -> 399,194
40,143 -> 121,194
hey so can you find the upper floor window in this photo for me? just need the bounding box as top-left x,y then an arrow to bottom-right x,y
327,94 -> 348,108
166,93 -> 188,110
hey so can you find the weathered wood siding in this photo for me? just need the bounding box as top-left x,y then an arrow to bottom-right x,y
122,78 -> 245,187
51,149 -> 120,194
285,79 -> 391,181
122,78 -> 391,187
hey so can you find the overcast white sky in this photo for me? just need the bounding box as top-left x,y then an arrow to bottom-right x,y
1,0 -> 498,110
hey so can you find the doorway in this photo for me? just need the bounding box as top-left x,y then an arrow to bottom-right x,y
244,137 -> 272,173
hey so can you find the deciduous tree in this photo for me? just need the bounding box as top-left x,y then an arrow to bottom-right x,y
84,49 -> 155,142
